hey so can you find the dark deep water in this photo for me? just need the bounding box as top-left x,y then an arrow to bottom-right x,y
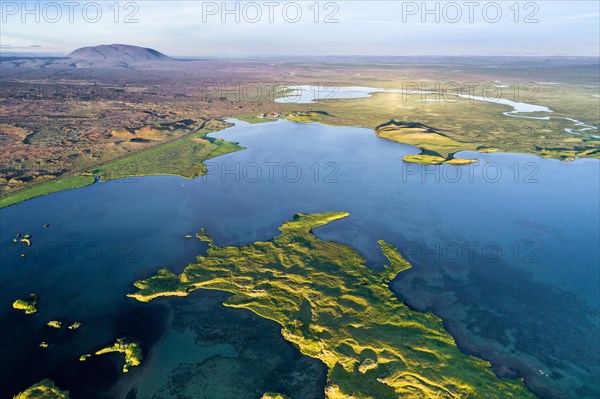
1,119 -> 598,398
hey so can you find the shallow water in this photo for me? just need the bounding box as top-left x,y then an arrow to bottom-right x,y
1,119 -> 598,398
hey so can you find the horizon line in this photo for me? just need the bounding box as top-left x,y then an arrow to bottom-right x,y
1,51 -> 599,59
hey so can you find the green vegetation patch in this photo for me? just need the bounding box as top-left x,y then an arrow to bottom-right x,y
13,379 -> 69,399
261,393 -> 292,399
129,212 -> 536,399
402,154 -> 476,165
68,322 -> 82,330
234,114 -> 279,124
0,175 -> 95,208
95,338 -> 142,373
91,120 -> 244,181
275,87 -> 599,164
47,320 -> 62,329
12,294 -> 39,314
286,111 -> 333,123
375,120 -> 477,165
0,120 -> 244,208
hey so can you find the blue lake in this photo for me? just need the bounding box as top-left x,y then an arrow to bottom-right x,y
1,119 -> 598,398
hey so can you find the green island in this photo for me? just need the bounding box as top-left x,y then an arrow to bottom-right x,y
129,212 -> 536,399
12,294 -> 39,314
95,338 -> 143,373
14,233 -> 33,246
47,320 -> 62,329
0,119 -> 244,208
13,379 -> 69,399
261,393 -> 292,399
20,236 -> 32,246
67,322 -> 81,330
286,110 -> 334,123
375,120 -> 478,165
79,354 -> 91,362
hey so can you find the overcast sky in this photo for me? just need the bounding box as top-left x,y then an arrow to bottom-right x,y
1,1 -> 599,56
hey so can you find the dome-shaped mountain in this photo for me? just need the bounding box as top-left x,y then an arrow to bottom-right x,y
68,44 -> 173,62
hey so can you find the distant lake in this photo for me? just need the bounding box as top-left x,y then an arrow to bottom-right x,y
1,119 -> 598,399
274,85 -> 551,113
276,85 -> 597,134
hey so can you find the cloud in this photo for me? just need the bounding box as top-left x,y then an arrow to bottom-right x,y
0,1 -> 597,56
548,12 -> 600,22
1,44 -> 47,49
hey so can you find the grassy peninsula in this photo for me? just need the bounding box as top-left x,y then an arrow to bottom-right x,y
0,119 -> 243,208
129,212 -> 536,399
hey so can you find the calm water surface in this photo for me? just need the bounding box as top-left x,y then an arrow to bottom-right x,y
1,119 -> 598,398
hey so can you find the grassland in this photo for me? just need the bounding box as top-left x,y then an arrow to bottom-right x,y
275,82 -> 599,164
0,119 -> 244,208
129,212 -> 536,399
91,120 -> 243,180
13,379 -> 69,399
233,114 -> 279,124
0,175 -> 96,209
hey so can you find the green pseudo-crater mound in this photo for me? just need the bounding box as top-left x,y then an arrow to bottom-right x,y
129,212 -> 536,399
13,379 -> 69,399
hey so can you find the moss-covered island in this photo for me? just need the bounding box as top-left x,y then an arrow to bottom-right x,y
13,379 -> 69,399
261,393 -> 292,399
47,320 -> 62,329
67,322 -> 81,330
375,120 -> 478,165
129,212 -> 536,399
12,294 -> 39,314
95,338 -> 142,373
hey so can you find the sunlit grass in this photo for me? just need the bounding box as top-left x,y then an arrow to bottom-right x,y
130,212 -> 536,399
